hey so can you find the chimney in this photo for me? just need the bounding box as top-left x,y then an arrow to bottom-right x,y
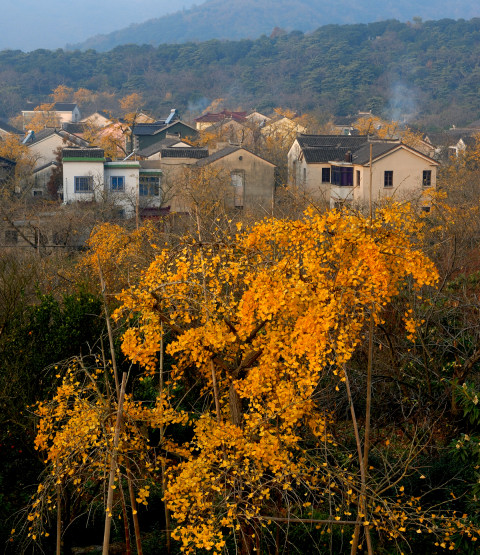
345,150 -> 352,163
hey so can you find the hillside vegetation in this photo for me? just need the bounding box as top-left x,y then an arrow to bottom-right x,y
1,18 -> 480,127
70,0 -> 480,52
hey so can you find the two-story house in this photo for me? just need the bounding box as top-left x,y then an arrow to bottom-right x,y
22,102 -> 81,130
288,135 -> 439,209
62,147 -> 163,218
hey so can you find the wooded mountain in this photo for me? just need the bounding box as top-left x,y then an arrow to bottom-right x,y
2,19 -> 480,128
70,0 -> 480,52
0,0 -> 196,51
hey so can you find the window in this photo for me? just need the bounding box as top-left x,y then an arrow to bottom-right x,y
5,230 -> 18,245
231,171 -> 245,208
303,168 -> 307,184
384,171 -> 393,188
356,170 -> 361,187
110,176 -> 125,192
322,167 -> 331,183
331,166 -> 353,186
422,170 -> 432,187
139,176 -> 160,197
74,176 -> 93,193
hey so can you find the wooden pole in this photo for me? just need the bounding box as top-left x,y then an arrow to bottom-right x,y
102,372 -> 127,555
56,483 -> 61,555
126,460 -> 143,555
97,256 -> 120,398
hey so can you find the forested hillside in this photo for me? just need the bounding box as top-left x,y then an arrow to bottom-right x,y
70,0 -> 480,52
2,18 -> 480,127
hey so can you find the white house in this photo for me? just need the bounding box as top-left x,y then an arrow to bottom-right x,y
62,147 -> 163,218
22,102 -> 81,129
25,128 -> 90,168
288,134 -> 439,209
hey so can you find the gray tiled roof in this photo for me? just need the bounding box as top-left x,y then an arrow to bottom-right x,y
132,120 -> 196,136
137,138 -> 189,157
160,148 -> 208,159
62,147 -> 105,159
34,161 -> 59,173
0,155 -> 16,166
53,103 -> 78,111
196,145 -> 275,167
351,143 -> 399,165
332,116 -> 356,126
62,122 -> 89,134
25,128 -> 90,147
22,102 -> 78,112
297,135 -> 410,165
297,134 -> 368,149
24,128 -> 56,143
196,145 -> 242,166
0,119 -> 22,134
132,123 -> 167,135
302,146 -> 354,164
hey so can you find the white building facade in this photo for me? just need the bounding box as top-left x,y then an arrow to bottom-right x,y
62,148 -> 162,217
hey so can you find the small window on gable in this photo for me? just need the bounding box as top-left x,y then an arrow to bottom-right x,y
384,171 -> 393,188
422,170 -> 432,187
110,176 -> 125,192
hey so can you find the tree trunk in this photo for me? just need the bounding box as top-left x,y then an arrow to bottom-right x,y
229,382 -> 242,427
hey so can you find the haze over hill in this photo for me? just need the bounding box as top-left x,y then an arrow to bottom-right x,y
70,0 -> 480,52
0,0 -> 197,51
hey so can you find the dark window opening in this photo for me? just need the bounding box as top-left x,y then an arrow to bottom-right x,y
422,170 -> 432,187
331,166 -> 353,186
322,167 -> 331,183
384,171 -> 393,188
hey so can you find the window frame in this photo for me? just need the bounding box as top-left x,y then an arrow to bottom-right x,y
384,170 -> 393,188
139,175 -> 160,197
321,167 -> 331,183
74,176 -> 93,193
422,170 -> 432,187
331,166 -> 353,187
231,170 -> 245,209
110,175 -> 125,192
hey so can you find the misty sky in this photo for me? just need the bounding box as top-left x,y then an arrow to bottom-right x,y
0,0 -> 198,51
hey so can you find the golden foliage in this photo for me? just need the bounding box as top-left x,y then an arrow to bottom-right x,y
51,85 -> 74,103
109,203 -> 452,552
355,115 -> 424,148
120,93 -> 143,115
27,203 -> 480,552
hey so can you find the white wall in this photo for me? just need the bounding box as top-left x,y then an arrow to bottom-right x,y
355,147 -> 437,205
63,160 -> 105,204
104,162 -> 140,217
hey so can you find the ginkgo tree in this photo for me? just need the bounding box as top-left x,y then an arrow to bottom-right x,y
25,203 -> 480,553
110,203 -> 478,553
